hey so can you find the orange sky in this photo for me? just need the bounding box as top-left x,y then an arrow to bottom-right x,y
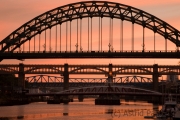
0,0 -> 180,66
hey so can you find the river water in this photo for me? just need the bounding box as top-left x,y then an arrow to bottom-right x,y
0,98 -> 160,120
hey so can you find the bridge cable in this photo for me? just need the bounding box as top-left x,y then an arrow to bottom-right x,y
132,23 -> 134,51
109,18 -> 111,51
91,18 -> 92,51
80,19 -> 82,51
66,22 -> 68,51
154,32 -> 155,51
142,27 -> 145,52
121,20 -> 123,51
99,17 -> 100,51
70,21 -> 72,51
39,33 -> 41,52
77,19 -> 79,51
165,39 -> 167,52
112,18 -> 113,51
88,17 -> 89,51
101,17 -> 102,52
44,26 -> 46,51
34,32 -> 35,52
55,25 -> 57,51
50,28 -> 51,51
29,39 -> 30,52
23,40 -> 25,52
60,24 -> 61,51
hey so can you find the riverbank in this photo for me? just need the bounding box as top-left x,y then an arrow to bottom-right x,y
0,99 -> 29,106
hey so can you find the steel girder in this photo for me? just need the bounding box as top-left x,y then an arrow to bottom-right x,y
59,86 -> 160,94
25,75 -> 153,83
0,1 -> 180,53
0,64 -> 180,75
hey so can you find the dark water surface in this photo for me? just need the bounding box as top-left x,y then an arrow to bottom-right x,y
0,99 -> 160,120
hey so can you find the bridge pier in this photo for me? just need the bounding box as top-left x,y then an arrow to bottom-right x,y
63,63 -> 69,90
148,96 -> 161,104
78,95 -> 84,102
95,94 -> 120,105
18,63 -> 25,89
153,64 -> 159,91
62,64 -> 70,104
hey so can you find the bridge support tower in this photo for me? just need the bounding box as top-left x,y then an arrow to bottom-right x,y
63,63 -> 69,90
153,64 -> 159,91
18,63 -> 25,89
62,63 -> 70,104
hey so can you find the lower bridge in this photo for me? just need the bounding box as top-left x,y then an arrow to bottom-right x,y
28,83 -> 153,90
26,86 -> 161,96
25,86 -> 180,104
26,75 -> 153,89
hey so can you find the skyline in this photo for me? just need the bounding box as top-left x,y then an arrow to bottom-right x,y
0,0 -> 180,65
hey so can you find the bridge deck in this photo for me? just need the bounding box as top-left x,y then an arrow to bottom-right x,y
1,51 -> 180,59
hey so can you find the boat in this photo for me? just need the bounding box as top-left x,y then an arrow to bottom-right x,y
156,94 -> 180,119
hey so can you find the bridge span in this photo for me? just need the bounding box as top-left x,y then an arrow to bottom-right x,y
26,85 -> 180,98
26,86 -> 161,96
0,63 -> 180,91
0,1 -> 180,61
27,75 -> 153,88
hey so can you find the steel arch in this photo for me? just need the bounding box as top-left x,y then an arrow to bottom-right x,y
1,1 -> 180,52
114,67 -> 152,74
25,66 -> 63,74
70,67 -> 107,74
61,86 -> 160,94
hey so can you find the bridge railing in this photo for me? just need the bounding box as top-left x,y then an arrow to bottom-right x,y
2,50 -> 178,53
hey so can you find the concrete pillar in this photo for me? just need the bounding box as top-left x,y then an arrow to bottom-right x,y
18,63 -> 25,89
63,64 -> 69,90
153,64 -> 159,91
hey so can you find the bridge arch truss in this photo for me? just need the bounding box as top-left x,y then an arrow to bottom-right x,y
0,1 -> 180,59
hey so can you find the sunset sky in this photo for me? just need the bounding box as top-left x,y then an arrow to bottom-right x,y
0,0 -> 180,66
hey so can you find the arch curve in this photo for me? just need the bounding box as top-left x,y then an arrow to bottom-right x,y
70,66 -> 107,74
1,1 -> 180,52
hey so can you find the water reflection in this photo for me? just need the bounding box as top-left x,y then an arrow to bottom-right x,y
0,99 -> 160,120
17,105 -> 24,118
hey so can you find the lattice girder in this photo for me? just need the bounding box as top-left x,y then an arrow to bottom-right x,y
0,1 -> 180,52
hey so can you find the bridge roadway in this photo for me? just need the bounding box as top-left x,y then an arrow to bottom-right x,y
26,92 -> 180,97
1,63 -> 180,75
0,63 -> 180,91
26,92 -> 163,96
1,50 -> 180,59
28,83 -> 152,90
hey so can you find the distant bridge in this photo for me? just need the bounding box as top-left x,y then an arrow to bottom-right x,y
26,86 -> 161,96
0,1 -> 180,61
26,75 -> 153,88
0,63 -> 180,91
